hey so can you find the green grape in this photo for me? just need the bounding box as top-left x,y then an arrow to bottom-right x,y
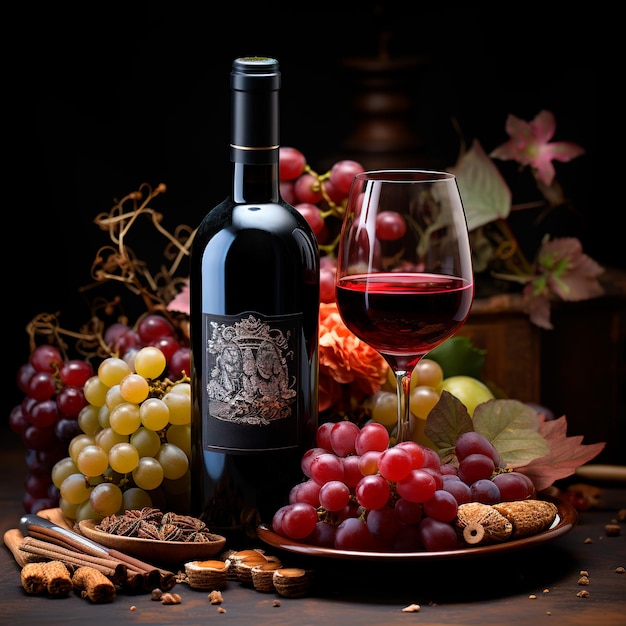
367,390 -> 398,428
121,487 -> 152,511
89,482 -> 123,517
139,397 -> 170,431
83,375 -> 109,407
95,427 -> 128,453
119,373 -> 150,404
162,390 -> 190,426
75,498 -> 102,523
98,405 -> 111,429
413,358 -> 444,388
51,456 -> 78,489
68,434 -> 96,463
168,382 -> 191,397
108,442 -> 140,474
104,384 -> 124,410
132,457 -> 164,490
410,385 -> 440,420
76,444 -> 109,477
77,404 -> 101,436
134,346 -> 166,380
165,424 -> 191,457
60,473 -> 93,505
155,442 -> 189,480
130,427 -> 161,458
59,497 -> 79,519
109,401 -> 142,435
98,356 -> 132,387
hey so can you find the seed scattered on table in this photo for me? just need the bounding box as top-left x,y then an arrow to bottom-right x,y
605,523 -> 621,537
208,590 -> 224,604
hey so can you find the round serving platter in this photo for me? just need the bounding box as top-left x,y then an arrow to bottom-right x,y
257,499 -> 577,561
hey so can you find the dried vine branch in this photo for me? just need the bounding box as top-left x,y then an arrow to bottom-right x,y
25,183 -> 195,359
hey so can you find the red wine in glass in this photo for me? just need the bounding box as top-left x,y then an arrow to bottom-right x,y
336,272 -> 473,371
335,169 -> 474,443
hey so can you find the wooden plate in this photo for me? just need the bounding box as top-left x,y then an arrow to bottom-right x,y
78,519 -> 227,567
257,499 -> 577,561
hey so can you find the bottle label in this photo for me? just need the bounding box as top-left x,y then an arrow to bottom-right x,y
201,312 -> 302,453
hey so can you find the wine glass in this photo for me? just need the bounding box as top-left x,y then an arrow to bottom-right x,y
335,170 -> 474,444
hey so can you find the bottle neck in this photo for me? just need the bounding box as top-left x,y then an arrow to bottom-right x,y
232,161 -> 280,204
229,57 -> 281,205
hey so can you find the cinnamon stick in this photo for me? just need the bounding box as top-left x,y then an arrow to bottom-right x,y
27,523 -> 173,576
3,528 -> 37,567
19,534 -> 177,592
19,536 -> 129,583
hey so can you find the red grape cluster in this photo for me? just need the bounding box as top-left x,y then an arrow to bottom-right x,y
11,344 -> 94,514
103,314 -> 190,382
9,313 -> 190,514
278,147 -> 366,304
272,422 -> 536,553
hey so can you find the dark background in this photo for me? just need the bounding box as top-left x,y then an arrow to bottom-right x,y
6,3 -> 601,435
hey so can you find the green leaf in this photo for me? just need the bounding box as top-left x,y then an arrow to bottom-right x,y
427,336 -> 486,379
424,391 -> 474,461
449,139 -> 512,231
472,399 -> 550,465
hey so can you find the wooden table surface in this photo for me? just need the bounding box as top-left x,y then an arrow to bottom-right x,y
1,434 -> 625,626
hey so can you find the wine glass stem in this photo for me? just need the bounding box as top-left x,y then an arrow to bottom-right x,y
395,370 -> 412,443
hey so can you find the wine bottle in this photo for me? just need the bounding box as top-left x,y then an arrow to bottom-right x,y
189,57 -> 320,543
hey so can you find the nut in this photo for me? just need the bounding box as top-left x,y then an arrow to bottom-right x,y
455,502 -> 513,544
184,559 -> 229,590
272,568 -> 314,598
492,500 -> 558,538
251,560 -> 283,592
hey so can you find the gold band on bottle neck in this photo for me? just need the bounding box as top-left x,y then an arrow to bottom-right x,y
230,144 -> 280,151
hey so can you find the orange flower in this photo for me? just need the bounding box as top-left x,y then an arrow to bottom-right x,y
318,302 -> 388,413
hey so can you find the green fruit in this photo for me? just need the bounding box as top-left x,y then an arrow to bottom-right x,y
427,336 -> 486,379
437,375 -> 494,416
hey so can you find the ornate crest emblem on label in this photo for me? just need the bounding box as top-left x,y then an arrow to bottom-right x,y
205,313 -> 298,427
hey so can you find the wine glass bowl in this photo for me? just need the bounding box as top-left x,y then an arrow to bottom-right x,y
335,170 -> 474,443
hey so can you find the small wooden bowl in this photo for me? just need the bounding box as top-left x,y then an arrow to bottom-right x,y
78,519 -> 227,567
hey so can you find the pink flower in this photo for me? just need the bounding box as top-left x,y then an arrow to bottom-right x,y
167,282 -> 190,315
490,110 -> 585,186
522,237 -> 604,329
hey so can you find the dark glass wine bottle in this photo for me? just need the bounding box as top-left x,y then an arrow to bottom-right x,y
189,57 -> 320,544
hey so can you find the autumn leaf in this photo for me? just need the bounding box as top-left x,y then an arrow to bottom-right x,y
421,391 -> 605,492
511,414 -> 606,491
425,395 -> 549,466
423,391 -> 473,461
472,399 -> 549,465
449,139 -> 512,231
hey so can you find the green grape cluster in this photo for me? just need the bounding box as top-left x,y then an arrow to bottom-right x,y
50,346 -> 191,522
